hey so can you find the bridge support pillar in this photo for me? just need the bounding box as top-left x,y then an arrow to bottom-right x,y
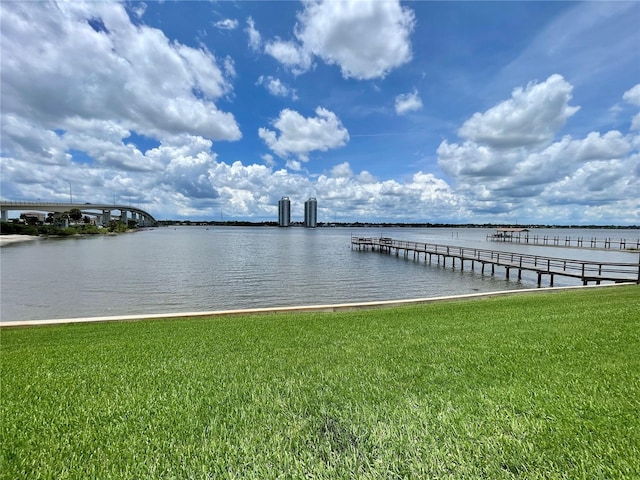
102,210 -> 111,225
1,209 -> 8,223
120,210 -> 127,223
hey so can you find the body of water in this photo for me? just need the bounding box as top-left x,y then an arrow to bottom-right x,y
1,226 -> 638,322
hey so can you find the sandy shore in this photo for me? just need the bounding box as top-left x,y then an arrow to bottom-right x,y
0,235 -> 39,247
1,283 -> 632,327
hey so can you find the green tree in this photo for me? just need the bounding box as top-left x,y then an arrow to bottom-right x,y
107,220 -> 128,233
69,208 -> 83,223
19,213 -> 39,226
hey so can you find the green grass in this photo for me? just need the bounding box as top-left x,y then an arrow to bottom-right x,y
1,285 -> 639,479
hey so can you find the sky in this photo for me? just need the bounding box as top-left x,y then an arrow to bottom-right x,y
1,1 -> 639,224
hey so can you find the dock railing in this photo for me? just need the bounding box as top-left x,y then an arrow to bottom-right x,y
487,232 -> 640,251
352,236 -> 640,286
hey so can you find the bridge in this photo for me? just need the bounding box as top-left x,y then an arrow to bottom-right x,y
352,236 -> 640,286
0,201 -> 157,227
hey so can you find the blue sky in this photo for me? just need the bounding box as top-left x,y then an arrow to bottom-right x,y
1,1 -> 639,224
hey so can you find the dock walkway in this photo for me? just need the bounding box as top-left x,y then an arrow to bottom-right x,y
487,231 -> 640,251
351,236 -> 640,287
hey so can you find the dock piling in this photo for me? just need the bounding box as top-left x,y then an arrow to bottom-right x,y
352,235 -> 640,287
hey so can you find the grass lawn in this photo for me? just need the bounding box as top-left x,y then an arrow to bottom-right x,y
1,285 -> 639,479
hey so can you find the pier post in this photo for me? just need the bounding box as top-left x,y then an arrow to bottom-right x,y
352,236 -> 640,286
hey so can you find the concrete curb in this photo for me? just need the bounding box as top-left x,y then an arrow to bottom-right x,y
1,283 -> 635,328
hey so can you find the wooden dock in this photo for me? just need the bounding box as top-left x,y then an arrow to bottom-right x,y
487,229 -> 640,251
351,236 -> 640,287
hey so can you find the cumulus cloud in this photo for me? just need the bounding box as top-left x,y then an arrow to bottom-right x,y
395,89 -> 423,115
295,0 -> 415,79
542,157 -> 639,207
261,154 -> 276,167
261,0 -> 415,79
245,17 -> 262,51
256,76 -> 298,99
129,2 -> 147,18
315,167 -> 458,221
286,160 -> 303,171
458,74 -> 580,148
264,39 -> 314,75
213,18 -> 238,30
331,162 -> 353,178
0,0 -> 241,171
258,107 -> 350,161
623,84 -> 640,106
438,75 -> 639,220
624,84 -> 640,131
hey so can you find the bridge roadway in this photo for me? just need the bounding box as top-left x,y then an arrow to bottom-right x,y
352,236 -> 640,287
0,201 -> 157,227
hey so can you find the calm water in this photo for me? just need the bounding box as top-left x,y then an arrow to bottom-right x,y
1,227 -> 638,321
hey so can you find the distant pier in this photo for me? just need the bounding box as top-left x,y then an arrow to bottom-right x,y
351,236 -> 640,287
487,228 -> 640,251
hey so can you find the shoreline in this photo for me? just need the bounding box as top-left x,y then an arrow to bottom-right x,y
0,234 -> 39,247
1,282 -> 634,328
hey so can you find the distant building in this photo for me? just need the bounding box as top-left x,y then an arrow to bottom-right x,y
278,197 -> 291,227
304,198 -> 317,228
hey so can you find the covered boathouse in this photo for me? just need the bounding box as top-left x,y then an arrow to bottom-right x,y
487,227 -> 530,242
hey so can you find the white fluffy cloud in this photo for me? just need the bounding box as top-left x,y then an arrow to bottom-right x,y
458,74 -> 580,148
258,107 -> 350,161
438,75 -> 639,221
261,0 -> 415,79
1,2 -> 240,143
315,168 -> 459,220
296,0 -> 415,79
623,84 -> 640,106
623,84 -> 640,131
213,18 -> 238,30
245,17 -> 262,51
0,0 -> 241,183
330,162 -> 353,178
395,90 -> 423,115
264,39 -> 314,75
256,75 -> 298,99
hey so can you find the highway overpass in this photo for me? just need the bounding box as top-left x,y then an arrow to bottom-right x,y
0,201 -> 157,227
